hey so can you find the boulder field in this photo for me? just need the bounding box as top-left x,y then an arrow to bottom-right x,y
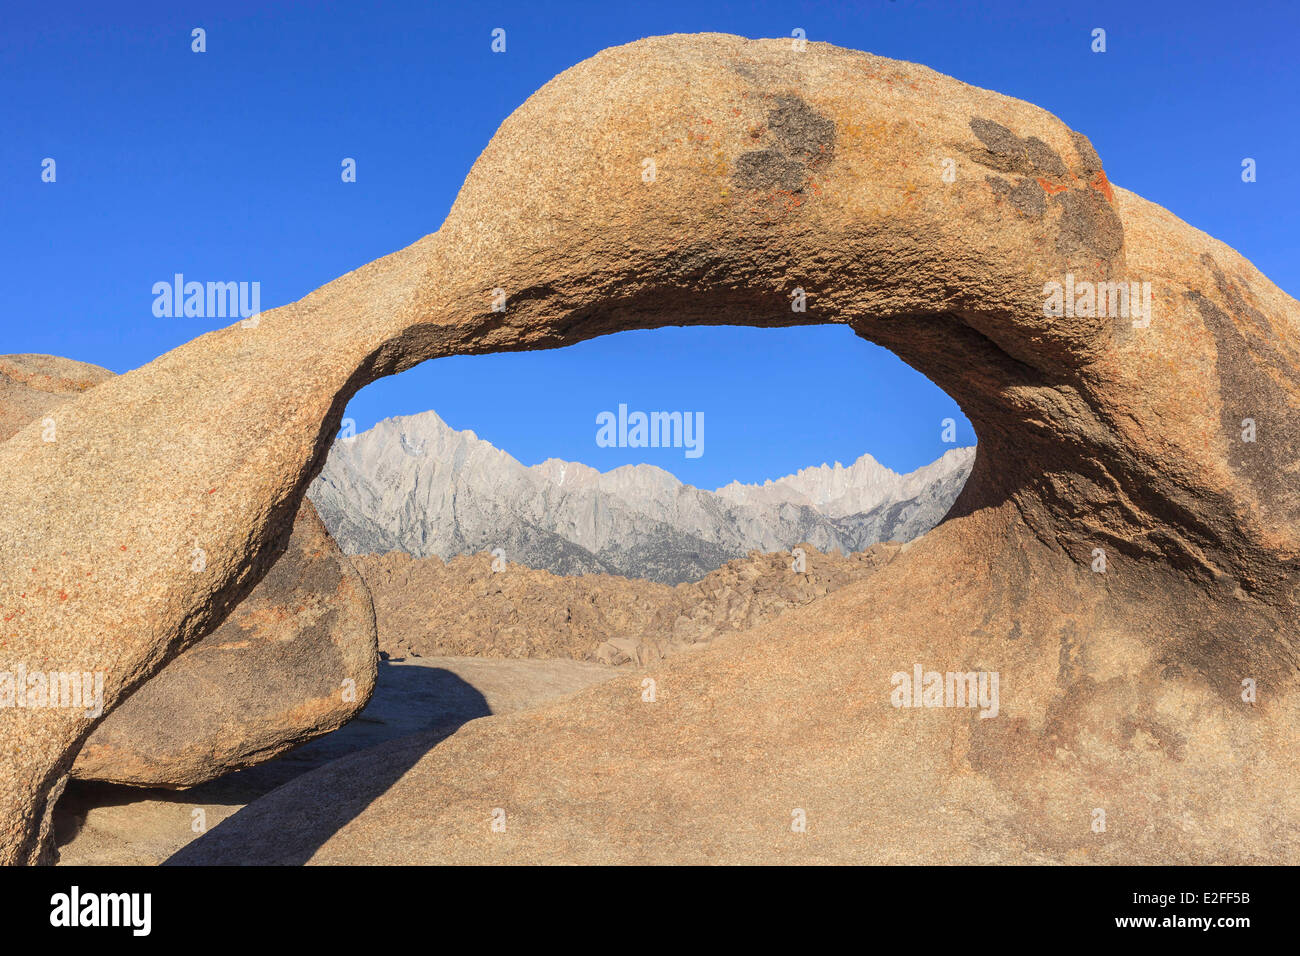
1,35 -> 1296,863
352,543 -> 897,664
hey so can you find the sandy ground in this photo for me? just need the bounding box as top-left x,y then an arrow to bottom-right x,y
53,656 -> 620,865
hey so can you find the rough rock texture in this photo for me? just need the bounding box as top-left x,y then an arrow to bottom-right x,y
0,354 -> 378,792
2,35 -> 1298,864
308,408 -> 971,583
353,543 -> 897,664
72,505 -> 378,788
56,656 -> 614,865
0,355 -> 115,440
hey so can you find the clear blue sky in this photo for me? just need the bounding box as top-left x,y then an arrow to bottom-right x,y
3,0 -> 1296,488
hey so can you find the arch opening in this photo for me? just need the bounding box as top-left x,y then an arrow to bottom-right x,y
309,322 -> 979,588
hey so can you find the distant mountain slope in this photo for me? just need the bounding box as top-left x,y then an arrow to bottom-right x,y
349,542 -> 901,665
307,410 -> 974,584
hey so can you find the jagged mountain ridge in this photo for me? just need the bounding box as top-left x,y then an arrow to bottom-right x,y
307,410 -> 975,584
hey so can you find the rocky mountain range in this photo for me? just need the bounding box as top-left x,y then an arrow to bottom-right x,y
306,410 -> 975,583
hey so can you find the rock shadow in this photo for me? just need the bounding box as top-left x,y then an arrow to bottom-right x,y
60,661 -> 490,864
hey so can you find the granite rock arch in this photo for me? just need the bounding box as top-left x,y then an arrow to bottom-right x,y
2,34 -> 1297,863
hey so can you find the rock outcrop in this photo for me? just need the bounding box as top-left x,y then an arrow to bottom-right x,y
0,355 -> 115,439
308,409 -> 972,583
57,656 -> 615,865
352,543 -> 897,664
72,505 -> 378,788
2,35 -> 1297,864
0,355 -> 378,792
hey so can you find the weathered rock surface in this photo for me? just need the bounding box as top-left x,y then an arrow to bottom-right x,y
71,505 -> 378,788
0,355 -> 378,792
353,543 -> 897,664
308,408 -> 971,583
56,656 -> 614,865
0,355 -> 115,440
2,35 -> 1298,864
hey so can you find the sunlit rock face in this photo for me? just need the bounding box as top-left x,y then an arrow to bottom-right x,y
2,34 -> 1297,864
0,355 -> 377,792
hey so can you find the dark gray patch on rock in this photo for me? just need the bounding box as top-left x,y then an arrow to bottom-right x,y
969,118 -> 1074,180
1069,130 -> 1104,177
969,117 -> 1032,174
987,175 -> 1046,219
731,93 -> 835,193
1055,189 -> 1124,261
1025,136 -> 1068,179
1188,255 -> 1300,521
970,117 -> 1122,262
767,94 -> 836,167
733,149 -> 808,192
